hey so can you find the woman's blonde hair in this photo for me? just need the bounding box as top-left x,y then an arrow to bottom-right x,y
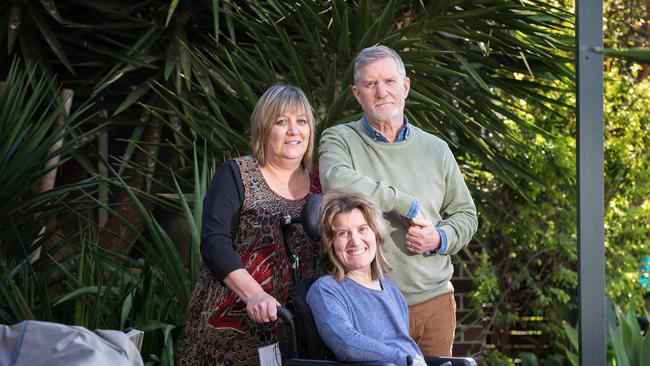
249,84 -> 315,168
319,191 -> 392,282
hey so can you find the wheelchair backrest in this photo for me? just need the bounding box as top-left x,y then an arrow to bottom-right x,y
301,194 -> 322,242
290,276 -> 336,360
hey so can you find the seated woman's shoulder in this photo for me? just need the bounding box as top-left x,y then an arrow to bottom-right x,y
312,274 -> 337,288
307,275 -> 341,297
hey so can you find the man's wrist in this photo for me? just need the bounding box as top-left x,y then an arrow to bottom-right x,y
424,227 -> 447,256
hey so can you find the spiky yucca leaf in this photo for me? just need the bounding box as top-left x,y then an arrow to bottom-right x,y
159,0 -> 573,204
0,60 -> 99,263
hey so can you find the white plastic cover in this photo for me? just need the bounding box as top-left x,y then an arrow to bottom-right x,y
0,320 -> 144,366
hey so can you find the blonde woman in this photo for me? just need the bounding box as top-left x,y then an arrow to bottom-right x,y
180,84 -> 321,365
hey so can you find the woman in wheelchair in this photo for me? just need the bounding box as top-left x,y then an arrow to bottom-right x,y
307,192 -> 427,366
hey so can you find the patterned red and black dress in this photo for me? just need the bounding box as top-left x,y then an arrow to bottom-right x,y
179,156 -> 321,365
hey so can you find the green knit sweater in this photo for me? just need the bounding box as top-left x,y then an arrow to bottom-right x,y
319,120 -> 478,305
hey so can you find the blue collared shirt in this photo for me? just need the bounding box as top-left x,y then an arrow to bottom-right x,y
361,115 -> 411,143
360,116 -> 447,255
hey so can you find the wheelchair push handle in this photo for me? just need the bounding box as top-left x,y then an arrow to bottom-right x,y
276,306 -> 299,359
276,305 -> 294,323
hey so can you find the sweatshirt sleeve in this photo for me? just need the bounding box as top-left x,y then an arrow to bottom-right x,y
437,145 -> 478,255
200,160 -> 245,281
306,278 -> 407,366
318,125 -> 415,217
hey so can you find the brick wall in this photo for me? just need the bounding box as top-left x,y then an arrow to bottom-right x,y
452,243 -> 488,360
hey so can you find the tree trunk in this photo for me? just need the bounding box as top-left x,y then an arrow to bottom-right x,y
34,89 -> 73,262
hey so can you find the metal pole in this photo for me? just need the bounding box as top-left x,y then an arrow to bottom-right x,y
576,0 -> 605,364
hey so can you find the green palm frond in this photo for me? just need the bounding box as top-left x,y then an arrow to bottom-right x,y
0,60 -> 99,262
156,0 -> 573,202
598,47 -> 650,63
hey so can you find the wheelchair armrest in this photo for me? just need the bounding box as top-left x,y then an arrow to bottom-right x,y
424,356 -> 477,366
285,360 -> 396,366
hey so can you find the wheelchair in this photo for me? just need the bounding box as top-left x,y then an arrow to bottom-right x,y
277,194 -> 477,366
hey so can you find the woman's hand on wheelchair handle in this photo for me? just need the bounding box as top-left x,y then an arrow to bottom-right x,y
246,291 -> 281,323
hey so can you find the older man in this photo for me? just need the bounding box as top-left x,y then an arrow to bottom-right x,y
319,45 -> 478,357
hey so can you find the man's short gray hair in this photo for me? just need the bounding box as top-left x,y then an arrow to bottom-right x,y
353,45 -> 407,84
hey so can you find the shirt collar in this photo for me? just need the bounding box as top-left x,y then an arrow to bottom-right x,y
361,115 -> 411,142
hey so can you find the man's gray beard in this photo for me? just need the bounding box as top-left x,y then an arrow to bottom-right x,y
369,106 -> 401,123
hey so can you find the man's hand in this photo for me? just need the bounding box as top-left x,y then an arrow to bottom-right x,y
405,214 -> 440,254
246,291 -> 281,323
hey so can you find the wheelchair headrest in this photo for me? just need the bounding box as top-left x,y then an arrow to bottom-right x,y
301,194 -> 322,241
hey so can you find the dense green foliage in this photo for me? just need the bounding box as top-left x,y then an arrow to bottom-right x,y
600,0 -> 650,312
472,62 -> 650,363
1,0 -> 649,364
471,1 -> 650,361
603,63 -> 650,309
